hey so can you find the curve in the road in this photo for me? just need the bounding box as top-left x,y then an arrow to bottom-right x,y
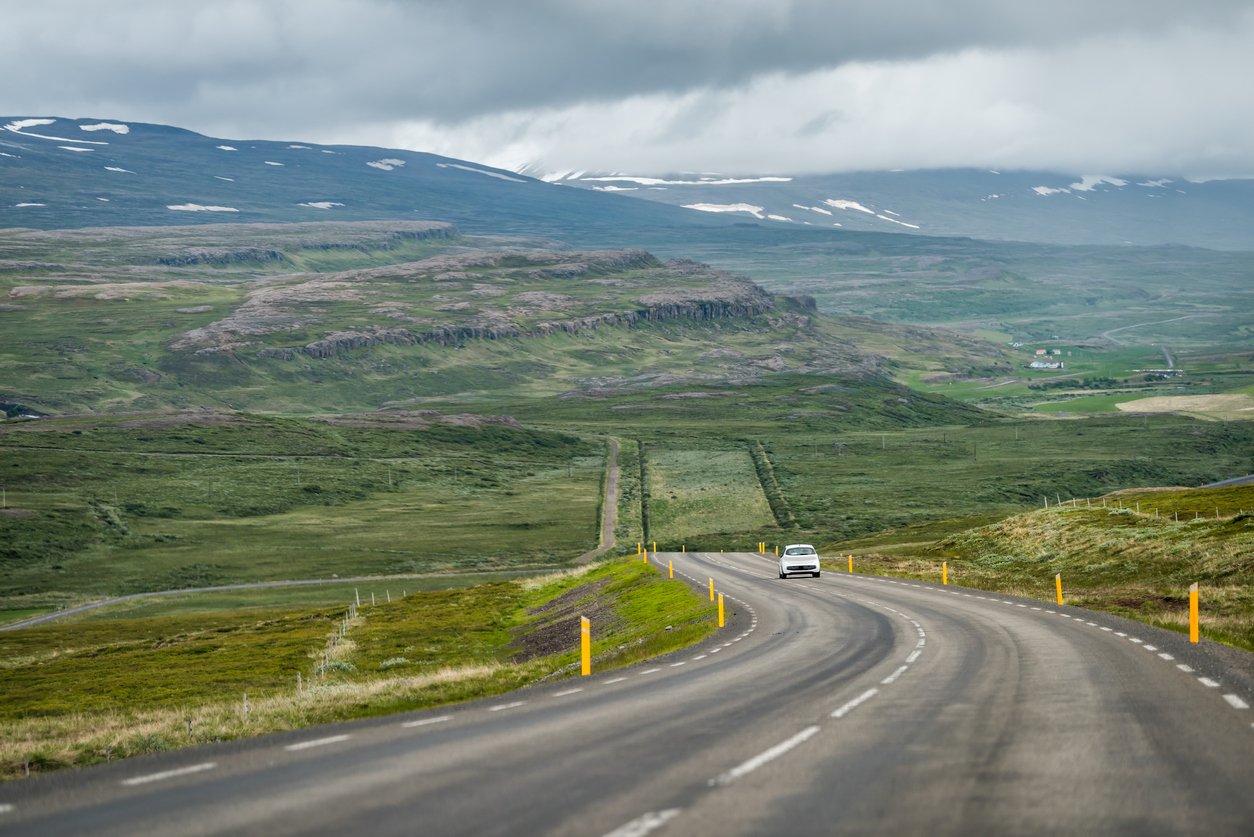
2,551 -> 1251,836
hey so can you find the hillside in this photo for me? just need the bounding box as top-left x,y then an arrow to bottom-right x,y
0,220 -> 1008,416
545,167 -> 1254,251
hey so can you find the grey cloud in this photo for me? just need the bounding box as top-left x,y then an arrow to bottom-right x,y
1,0 -> 1249,139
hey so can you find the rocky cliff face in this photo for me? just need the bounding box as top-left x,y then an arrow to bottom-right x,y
171,246 -> 777,359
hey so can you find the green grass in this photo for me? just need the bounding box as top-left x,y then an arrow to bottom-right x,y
827,485 -> 1254,651
0,556 -> 715,780
645,447 -> 775,546
0,414 -> 601,598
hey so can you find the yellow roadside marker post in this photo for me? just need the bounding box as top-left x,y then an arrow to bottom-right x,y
652,541 -> 657,554
1055,573 -> 1064,606
709,578 -> 715,601
718,593 -> 725,628
668,560 -> 674,579
580,616 -> 591,676
1189,582 -> 1199,643
942,561 -> 948,585
848,555 -> 853,573
682,545 -> 686,553
774,545 -> 779,557
643,548 -> 648,564
637,542 -> 642,556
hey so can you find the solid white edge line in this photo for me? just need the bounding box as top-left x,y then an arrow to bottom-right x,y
711,725 -> 821,786
602,809 -> 683,837
831,688 -> 879,719
285,734 -> 351,751
401,715 -> 452,728
554,688 -> 584,696
488,701 -> 526,712
1223,694 -> 1249,709
121,762 -> 217,786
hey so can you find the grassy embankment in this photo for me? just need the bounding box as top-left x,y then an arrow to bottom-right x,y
831,485 -> 1254,651
0,557 -> 715,780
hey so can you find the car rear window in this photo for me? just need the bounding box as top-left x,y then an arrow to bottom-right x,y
785,547 -> 816,556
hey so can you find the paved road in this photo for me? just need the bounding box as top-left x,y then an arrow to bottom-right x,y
2,551 -> 1252,835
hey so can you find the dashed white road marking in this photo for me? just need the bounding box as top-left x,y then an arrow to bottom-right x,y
1115,632 -> 1127,637
603,677 -> 627,685
602,809 -> 683,837
1101,627 -> 1113,632
1158,653 -> 1174,661
640,668 -> 661,675
121,762 -> 216,786
1129,638 -> 1144,644
402,715 -> 452,728
1223,694 -> 1249,709
1177,664 -> 1195,673
1143,645 -> 1158,652
710,648 -> 722,653
488,701 -> 526,712
832,688 -> 879,719
1198,678 -> 1221,688
881,665 -> 909,685
0,804 -> 15,813
692,655 -> 707,661
906,649 -> 921,663
670,662 -> 687,668
285,734 -> 351,751
710,725 -> 821,786
554,688 -> 584,697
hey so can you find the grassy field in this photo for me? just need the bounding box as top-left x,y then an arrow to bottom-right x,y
644,447 -> 775,547
0,557 -> 715,779
829,485 -> 1254,651
0,413 -> 603,599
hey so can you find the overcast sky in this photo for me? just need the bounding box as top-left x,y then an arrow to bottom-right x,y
4,0 -> 1253,177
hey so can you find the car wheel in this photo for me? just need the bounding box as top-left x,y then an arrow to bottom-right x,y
813,572 -> 821,578
779,572 -> 786,579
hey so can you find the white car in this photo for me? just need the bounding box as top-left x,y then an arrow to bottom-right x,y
779,544 -> 821,578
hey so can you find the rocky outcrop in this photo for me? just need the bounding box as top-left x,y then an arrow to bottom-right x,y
158,248 -> 287,267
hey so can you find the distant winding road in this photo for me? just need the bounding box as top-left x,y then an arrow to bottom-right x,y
3,550 -> 1251,835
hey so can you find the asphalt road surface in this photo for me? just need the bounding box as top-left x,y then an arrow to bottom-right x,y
3,551 -> 1252,836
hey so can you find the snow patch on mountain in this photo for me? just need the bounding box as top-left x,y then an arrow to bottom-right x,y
287,144 -> 312,150
581,174 -> 791,187
1070,175 -> 1128,191
594,185 -> 638,191
5,119 -> 109,145
216,145 -> 238,151
367,158 -> 405,171
436,162 -> 526,183
1033,186 -> 1069,196
264,161 -> 284,167
824,199 -> 876,215
14,202 -> 45,207
1137,178 -> 1172,188
766,214 -> 792,222
299,201 -> 345,210
59,146 -> 94,153
167,203 -> 239,212
104,165 -> 133,173
80,122 -> 129,134
683,203 -> 765,219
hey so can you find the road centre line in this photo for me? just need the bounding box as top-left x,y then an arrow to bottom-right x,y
489,702 -> 525,712
121,762 -> 217,786
603,677 -> 627,684
906,649 -> 921,663
692,655 -> 707,661
285,734 -> 350,752
554,688 -> 584,696
832,688 -> 880,719
882,665 -> 910,685
602,809 -> 683,837
401,716 -> 451,728
669,662 -> 686,667
710,725 -> 821,786
640,668 -> 661,675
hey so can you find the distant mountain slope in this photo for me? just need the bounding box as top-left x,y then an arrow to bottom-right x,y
0,221 -> 1006,416
0,116 -> 718,239
537,167 -> 1254,250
